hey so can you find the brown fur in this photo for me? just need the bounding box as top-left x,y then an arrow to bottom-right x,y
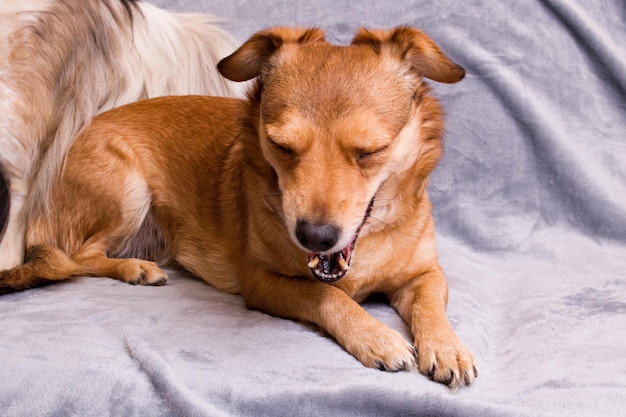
0,26 -> 476,390
0,0 -> 243,271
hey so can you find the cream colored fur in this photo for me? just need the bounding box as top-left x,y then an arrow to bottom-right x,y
0,0 -> 243,269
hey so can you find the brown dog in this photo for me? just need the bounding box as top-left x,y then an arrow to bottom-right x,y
0,26 -> 476,389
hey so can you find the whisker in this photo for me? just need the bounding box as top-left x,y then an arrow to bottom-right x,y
365,216 -> 420,239
246,200 -> 284,218
247,192 -> 282,202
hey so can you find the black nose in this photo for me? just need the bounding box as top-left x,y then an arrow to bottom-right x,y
295,220 -> 339,252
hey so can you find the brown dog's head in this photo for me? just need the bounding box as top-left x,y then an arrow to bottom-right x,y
219,26 -> 464,282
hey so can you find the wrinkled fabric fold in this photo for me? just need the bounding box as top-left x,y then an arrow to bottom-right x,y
0,0 -> 624,416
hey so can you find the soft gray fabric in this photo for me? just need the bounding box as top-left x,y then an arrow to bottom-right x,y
1,0 -> 625,416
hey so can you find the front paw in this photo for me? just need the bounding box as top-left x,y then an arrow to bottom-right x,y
344,323 -> 417,372
416,332 -> 477,391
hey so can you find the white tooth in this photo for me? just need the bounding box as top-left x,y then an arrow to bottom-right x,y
338,257 -> 349,271
308,256 -> 320,269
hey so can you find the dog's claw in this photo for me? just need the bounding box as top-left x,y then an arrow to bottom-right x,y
428,364 -> 437,380
375,358 -> 412,372
442,371 -> 456,388
463,370 -> 472,386
150,276 -> 168,286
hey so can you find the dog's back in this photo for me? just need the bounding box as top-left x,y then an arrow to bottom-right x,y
19,96 -> 247,294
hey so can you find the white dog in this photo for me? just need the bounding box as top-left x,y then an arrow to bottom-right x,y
0,0 -> 243,270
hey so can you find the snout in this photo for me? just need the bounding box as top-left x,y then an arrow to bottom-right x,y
295,220 -> 340,253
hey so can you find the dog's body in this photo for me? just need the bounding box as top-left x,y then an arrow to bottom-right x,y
0,26 -> 477,389
0,0 -> 243,270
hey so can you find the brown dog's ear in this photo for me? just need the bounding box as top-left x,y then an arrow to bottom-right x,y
352,26 -> 465,83
218,27 -> 326,82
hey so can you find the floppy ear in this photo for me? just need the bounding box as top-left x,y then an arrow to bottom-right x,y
352,26 -> 465,83
218,27 -> 327,82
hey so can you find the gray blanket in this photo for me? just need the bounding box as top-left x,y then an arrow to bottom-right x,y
1,0 -> 625,416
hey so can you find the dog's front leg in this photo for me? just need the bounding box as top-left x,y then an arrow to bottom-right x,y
240,267 -> 417,372
390,267 -> 477,390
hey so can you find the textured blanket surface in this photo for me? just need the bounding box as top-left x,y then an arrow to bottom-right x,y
1,0 -> 625,416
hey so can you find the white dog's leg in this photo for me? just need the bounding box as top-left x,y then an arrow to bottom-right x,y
0,185 -> 25,270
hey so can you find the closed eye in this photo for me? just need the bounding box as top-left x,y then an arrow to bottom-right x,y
356,145 -> 388,162
269,138 -> 295,157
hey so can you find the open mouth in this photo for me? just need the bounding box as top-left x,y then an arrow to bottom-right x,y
306,198 -> 375,283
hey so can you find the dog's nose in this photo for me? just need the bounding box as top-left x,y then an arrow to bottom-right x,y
295,220 -> 339,252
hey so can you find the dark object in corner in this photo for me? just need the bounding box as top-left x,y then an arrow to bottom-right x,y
0,168 -> 8,243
